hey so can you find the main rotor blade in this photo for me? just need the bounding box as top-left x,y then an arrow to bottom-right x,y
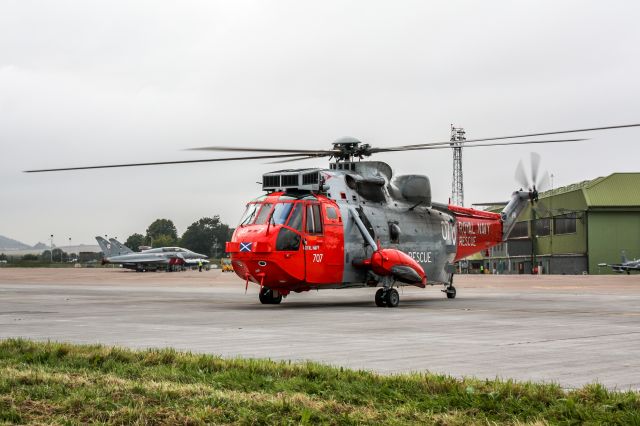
471,201 -> 509,206
188,146 -> 335,155
23,153 -> 326,173
386,123 -> 640,150
266,155 -> 325,164
374,138 -> 588,153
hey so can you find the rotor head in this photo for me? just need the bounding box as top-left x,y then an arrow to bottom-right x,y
331,137 -> 373,161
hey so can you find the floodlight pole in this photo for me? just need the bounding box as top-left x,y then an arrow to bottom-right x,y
50,234 -> 54,263
450,125 -> 466,206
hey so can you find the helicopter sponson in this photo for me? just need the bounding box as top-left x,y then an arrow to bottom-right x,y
226,160 -> 530,307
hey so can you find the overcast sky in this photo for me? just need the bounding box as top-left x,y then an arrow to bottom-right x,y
1,0 -> 639,246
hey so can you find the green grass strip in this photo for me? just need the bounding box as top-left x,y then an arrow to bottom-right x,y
0,339 -> 639,425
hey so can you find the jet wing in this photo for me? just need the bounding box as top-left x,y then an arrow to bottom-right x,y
106,254 -> 171,264
598,262 -> 640,272
183,258 -> 210,265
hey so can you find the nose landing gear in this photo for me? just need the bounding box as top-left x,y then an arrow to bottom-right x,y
259,287 -> 283,305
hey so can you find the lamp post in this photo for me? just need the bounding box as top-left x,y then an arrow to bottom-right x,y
550,174 -> 554,274
50,234 -> 54,263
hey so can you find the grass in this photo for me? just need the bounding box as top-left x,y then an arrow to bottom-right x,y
0,339 -> 639,425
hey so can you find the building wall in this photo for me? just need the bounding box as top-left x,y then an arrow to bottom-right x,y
534,210 -> 588,256
588,211 -> 640,274
473,176 -> 640,275
548,255 -> 588,275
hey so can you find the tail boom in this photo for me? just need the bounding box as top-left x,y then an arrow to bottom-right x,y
449,189 -> 533,261
448,205 -> 502,261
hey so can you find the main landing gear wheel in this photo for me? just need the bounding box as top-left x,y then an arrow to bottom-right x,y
446,286 -> 457,299
385,288 -> 400,308
375,288 -> 386,307
259,287 -> 282,305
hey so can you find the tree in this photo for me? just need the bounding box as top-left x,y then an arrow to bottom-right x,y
180,216 -> 233,257
146,219 -> 178,246
23,254 -> 39,261
52,248 -> 67,262
125,233 -> 145,251
152,234 -> 175,248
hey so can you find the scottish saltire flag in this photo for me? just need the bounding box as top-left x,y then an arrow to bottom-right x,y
240,242 -> 252,252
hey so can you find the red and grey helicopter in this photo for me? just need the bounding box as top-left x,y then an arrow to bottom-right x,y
26,124 -> 639,307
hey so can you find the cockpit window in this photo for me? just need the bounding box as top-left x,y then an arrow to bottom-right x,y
287,203 -> 303,231
272,203 -> 294,225
254,203 -> 273,225
239,203 -> 259,226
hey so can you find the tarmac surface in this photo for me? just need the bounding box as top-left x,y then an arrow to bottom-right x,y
1,268 -> 639,390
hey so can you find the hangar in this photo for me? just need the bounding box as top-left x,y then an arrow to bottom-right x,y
475,173 -> 640,275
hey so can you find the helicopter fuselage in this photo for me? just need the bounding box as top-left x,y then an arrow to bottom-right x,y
226,161 -> 509,296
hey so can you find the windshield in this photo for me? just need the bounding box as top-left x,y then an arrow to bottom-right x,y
254,203 -> 273,225
287,203 -> 303,231
271,203 -> 294,225
239,203 -> 260,226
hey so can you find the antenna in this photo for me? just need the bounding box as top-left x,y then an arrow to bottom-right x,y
450,125 -> 466,206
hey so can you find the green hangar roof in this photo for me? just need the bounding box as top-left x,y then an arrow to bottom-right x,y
540,173 -> 640,208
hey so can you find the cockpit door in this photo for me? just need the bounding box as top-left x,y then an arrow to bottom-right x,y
273,202 -> 305,282
304,202 -> 344,284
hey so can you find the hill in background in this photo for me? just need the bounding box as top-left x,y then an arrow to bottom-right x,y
0,235 -> 100,255
0,235 -> 32,251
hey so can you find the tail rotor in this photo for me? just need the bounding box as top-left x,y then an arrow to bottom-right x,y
514,152 -> 552,214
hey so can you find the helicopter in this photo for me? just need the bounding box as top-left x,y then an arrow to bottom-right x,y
26,124 -> 640,307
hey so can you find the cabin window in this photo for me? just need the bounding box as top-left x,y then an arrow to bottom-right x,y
554,213 -> 577,235
272,203 -> 294,225
326,206 -> 338,220
305,204 -> 323,234
254,203 -> 273,225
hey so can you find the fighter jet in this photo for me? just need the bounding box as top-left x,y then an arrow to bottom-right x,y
598,250 -> 640,274
96,236 -> 208,272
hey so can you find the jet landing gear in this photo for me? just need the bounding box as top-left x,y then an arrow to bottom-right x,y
374,288 -> 400,308
259,287 -> 282,305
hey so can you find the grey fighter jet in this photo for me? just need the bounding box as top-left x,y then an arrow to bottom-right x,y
598,250 -> 640,274
96,236 -> 208,272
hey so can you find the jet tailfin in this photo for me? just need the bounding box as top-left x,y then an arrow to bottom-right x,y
621,250 -> 628,264
109,238 -> 134,255
95,236 -> 117,257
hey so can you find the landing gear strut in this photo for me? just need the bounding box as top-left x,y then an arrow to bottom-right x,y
445,286 -> 456,299
259,287 -> 282,305
442,274 -> 456,299
375,288 -> 386,307
374,287 -> 400,308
